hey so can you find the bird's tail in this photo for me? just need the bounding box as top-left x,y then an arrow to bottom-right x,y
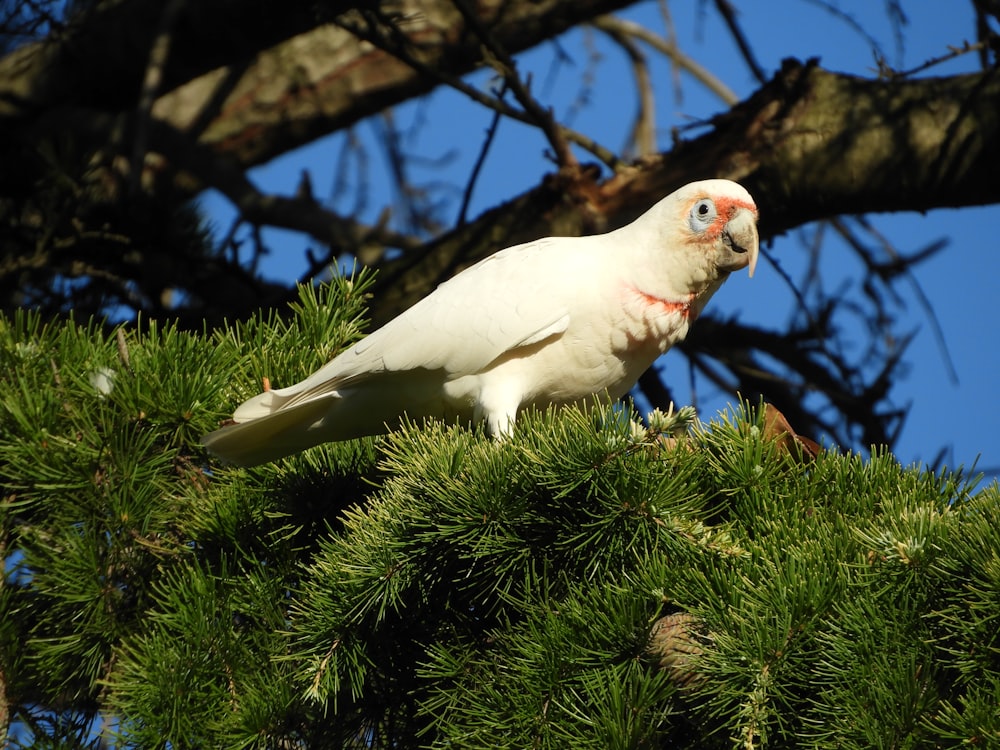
200,393 -> 339,467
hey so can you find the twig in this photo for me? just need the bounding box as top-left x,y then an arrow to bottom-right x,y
219,215 -> 245,265
376,110 -> 427,235
887,38 -> 996,79
686,354 -> 699,413
553,28 -> 601,134
450,0 -> 577,168
656,0 -> 683,105
591,16 -> 739,106
974,1 -> 999,68
145,120 -> 423,260
800,0 -> 886,63
330,128 -> 371,220
852,216 -> 958,384
712,0 -> 767,84
760,241 -> 823,338
116,328 -> 131,372
250,224 -> 267,274
334,10 -> 621,170
458,82 -> 508,226
885,0 -> 908,67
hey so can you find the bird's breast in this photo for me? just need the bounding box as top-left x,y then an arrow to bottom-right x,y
441,280 -> 698,421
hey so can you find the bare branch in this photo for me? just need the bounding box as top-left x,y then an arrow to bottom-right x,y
330,128 -> 372,223
451,0 -> 577,168
711,0 -> 768,83
655,0 -> 684,104
458,82 -> 508,226
890,37 -> 998,78
375,110 -> 444,237
848,216 -> 959,384
333,9 -> 622,170
973,0 -> 1000,67
142,119 -> 424,259
800,0 -> 887,61
591,15 -> 739,106
593,17 -> 657,157
365,60 -> 1000,321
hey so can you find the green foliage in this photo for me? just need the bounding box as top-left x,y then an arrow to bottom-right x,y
1,273 -> 998,748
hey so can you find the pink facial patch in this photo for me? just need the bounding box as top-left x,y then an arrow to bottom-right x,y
692,195 -> 758,241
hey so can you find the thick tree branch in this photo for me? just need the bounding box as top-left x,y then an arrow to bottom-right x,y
367,60 -> 1000,322
28,59 -> 989,335
0,0 -> 342,114
0,0 -> 636,173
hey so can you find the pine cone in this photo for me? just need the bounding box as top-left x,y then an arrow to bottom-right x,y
646,612 -> 710,689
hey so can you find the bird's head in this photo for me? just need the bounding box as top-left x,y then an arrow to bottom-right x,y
629,180 -> 760,300
676,179 -> 759,279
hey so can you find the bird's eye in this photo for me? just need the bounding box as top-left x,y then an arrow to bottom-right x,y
689,198 -> 717,232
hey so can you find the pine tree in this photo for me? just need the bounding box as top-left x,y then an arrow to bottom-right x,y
1,275 -> 997,748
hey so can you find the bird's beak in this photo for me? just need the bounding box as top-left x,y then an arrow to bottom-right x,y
719,208 -> 760,278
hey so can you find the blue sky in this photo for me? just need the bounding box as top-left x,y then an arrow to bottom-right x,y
200,1 -> 999,482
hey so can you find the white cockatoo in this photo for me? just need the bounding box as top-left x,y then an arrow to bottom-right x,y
202,179 -> 759,466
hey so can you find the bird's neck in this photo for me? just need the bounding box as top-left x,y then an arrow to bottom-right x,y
624,271 -> 727,322
626,287 -> 698,321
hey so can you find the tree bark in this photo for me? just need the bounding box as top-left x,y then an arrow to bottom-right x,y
0,0 -> 636,170
0,0 -> 342,114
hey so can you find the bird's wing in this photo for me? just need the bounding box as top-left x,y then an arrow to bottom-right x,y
233,238 -> 579,421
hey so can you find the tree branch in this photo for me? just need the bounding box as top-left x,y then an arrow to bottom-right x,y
458,82 -> 508,226
366,60 -> 1000,322
451,0 -> 577,168
129,0 -> 187,194
0,0 -> 636,174
711,0 -> 768,83
590,15 -> 739,106
0,0 -> 345,115
331,8 -> 621,170
592,17 -> 657,158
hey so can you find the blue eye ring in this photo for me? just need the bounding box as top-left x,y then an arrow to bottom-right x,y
689,198 -> 717,232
